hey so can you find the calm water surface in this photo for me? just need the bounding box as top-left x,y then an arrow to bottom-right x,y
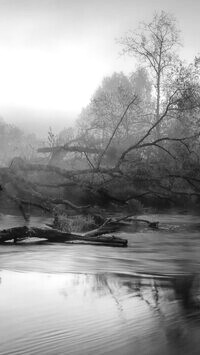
0,212 -> 200,354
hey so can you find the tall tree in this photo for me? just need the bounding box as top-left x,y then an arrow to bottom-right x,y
119,11 -> 181,137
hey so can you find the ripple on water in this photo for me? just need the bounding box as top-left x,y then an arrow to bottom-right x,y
1,270 -> 200,355
1,213 -> 200,354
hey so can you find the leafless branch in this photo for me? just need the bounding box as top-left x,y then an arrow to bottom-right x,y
116,91 -> 179,167
96,96 -> 137,168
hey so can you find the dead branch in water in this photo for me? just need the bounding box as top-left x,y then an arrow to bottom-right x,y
0,225 -> 128,247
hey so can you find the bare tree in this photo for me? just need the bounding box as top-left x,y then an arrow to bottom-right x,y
119,11 -> 181,137
2,12 -> 200,224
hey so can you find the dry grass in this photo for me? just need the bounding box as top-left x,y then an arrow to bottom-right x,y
53,212 -> 97,233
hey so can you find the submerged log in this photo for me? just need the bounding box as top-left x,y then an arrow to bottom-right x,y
0,226 -> 128,247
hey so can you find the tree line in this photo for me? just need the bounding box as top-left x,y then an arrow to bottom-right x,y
1,11 -> 200,216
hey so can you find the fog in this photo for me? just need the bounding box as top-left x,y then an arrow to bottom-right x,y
0,0 -> 199,128
1,2 -> 200,355
0,107 -> 77,137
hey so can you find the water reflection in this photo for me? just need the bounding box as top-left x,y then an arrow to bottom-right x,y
0,270 -> 200,355
1,212 -> 200,354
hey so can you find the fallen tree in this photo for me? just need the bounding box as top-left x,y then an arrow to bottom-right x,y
0,56 -> 199,242
0,210 -> 161,247
0,225 -> 128,247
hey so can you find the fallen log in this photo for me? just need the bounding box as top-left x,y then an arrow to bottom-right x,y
0,226 -> 128,247
51,214 -> 159,236
126,218 -> 159,229
37,145 -> 101,154
105,215 -> 159,229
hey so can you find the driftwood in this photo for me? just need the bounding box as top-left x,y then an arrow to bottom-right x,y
107,215 -> 159,229
0,226 -> 128,247
126,217 -> 159,229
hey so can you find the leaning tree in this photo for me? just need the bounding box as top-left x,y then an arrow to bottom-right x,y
1,11 -> 200,232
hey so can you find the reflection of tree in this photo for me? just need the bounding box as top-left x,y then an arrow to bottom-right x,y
96,274 -> 124,316
60,273 -> 121,297
59,273 -> 200,324
59,273 -> 125,318
172,274 -> 200,311
58,272 -> 200,350
122,274 -> 200,346
124,278 -> 161,311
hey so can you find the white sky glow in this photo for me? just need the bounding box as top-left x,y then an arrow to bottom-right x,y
0,45 -> 109,111
0,0 -> 199,133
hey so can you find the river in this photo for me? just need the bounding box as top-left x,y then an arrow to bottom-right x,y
0,211 -> 200,354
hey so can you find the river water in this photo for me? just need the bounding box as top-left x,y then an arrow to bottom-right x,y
0,212 -> 200,354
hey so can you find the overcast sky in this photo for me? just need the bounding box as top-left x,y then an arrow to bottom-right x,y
0,0 -> 199,134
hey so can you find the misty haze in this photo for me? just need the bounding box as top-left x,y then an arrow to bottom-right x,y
1,1 -> 200,355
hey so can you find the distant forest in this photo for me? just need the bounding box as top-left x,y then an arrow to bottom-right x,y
1,11 -> 200,215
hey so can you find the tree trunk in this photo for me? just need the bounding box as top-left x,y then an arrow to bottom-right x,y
0,226 -> 128,247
